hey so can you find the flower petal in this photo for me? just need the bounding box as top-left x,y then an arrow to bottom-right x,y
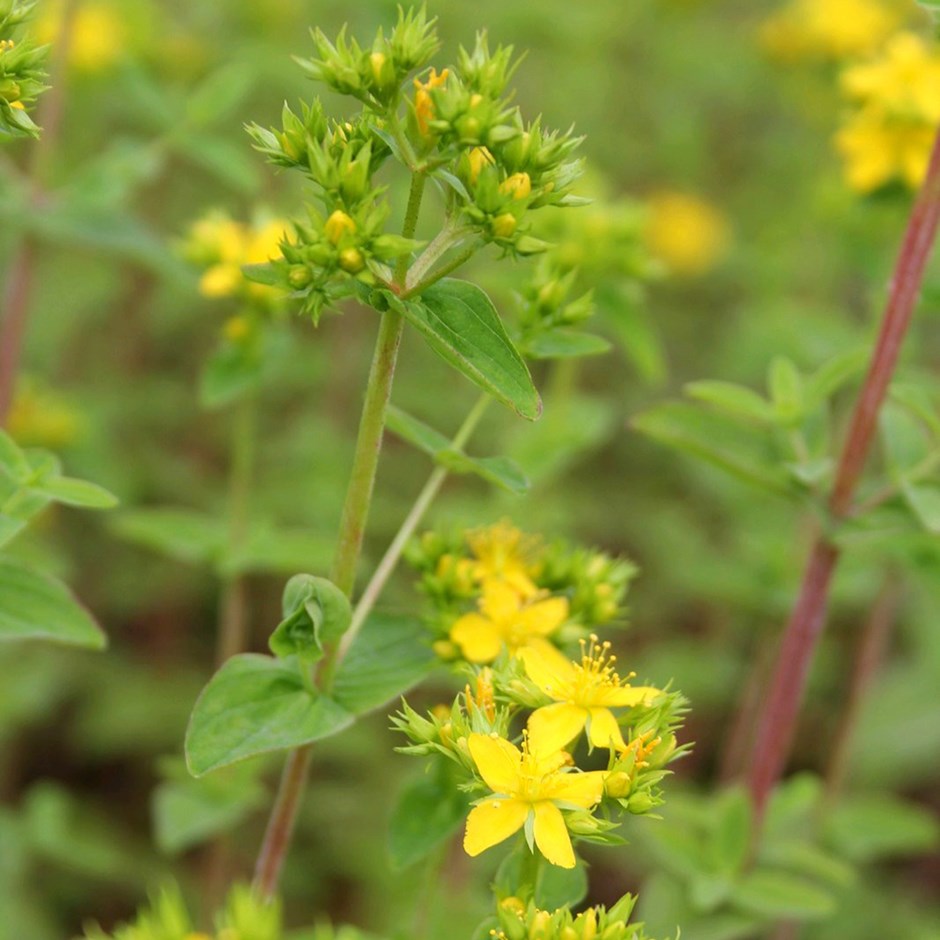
528,703 -> 587,755
468,732 -> 522,794
596,685 -> 661,708
519,596 -> 569,637
532,801 -> 576,868
545,770 -> 606,808
464,798 -> 529,857
451,613 -> 503,663
520,644 -> 576,698
480,579 -> 521,621
587,707 -> 627,750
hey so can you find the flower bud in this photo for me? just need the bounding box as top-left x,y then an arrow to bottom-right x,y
324,210 -> 357,245
339,247 -> 365,273
500,172 -> 532,200
491,213 -> 517,238
288,265 -> 312,288
604,771 -> 632,799
626,791 -> 654,814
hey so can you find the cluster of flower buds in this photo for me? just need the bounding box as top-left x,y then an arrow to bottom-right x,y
491,894 -> 663,940
0,0 -> 47,138
405,521 -> 635,659
242,7 -> 586,320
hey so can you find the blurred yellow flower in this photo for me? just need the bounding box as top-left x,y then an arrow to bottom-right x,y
466,520 -> 540,597
835,32 -> 940,192
760,0 -> 900,62
37,1 -> 126,74
644,191 -> 730,277
450,579 -> 567,664
183,213 -> 289,303
464,731 -> 605,868
522,637 -> 660,752
7,378 -> 82,449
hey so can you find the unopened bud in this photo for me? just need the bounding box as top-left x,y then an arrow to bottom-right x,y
324,210 -> 356,245
491,213 -> 517,238
339,247 -> 365,273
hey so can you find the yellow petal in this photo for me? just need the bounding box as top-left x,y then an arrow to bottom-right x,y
545,770 -> 606,808
595,685 -> 661,708
468,733 -> 522,794
464,798 -> 528,856
587,707 -> 627,750
519,596 -> 569,637
480,579 -> 521,621
520,644 -> 576,697
528,703 -> 587,755
532,801 -> 576,868
451,614 -> 502,663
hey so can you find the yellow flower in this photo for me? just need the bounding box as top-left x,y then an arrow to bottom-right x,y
836,32 -> 940,192
37,1 -> 126,74
467,146 -> 494,183
464,732 -> 606,868
643,191 -> 730,277
760,0 -> 899,63
450,580 -> 567,664
413,67 -> 448,136
523,637 -> 660,752
466,520 -> 540,596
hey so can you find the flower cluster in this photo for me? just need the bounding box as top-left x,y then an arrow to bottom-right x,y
489,894 -> 662,940
642,191 -> 731,278
243,9 -> 584,320
836,31 -> 940,192
395,521 -> 686,879
181,211 -> 290,306
761,0 -> 940,194
760,0 -> 900,62
0,0 -> 48,139
406,521 -> 636,663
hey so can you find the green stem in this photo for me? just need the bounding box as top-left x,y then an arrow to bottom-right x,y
253,170 -> 428,900
335,393 -> 492,665
404,243 -> 481,298
405,224 -> 473,291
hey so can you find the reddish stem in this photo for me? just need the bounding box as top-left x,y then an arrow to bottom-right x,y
745,127 -> 940,821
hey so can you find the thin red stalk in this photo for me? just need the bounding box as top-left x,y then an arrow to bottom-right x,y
745,127 -> 940,822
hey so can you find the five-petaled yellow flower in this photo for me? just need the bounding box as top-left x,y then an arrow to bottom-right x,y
450,580 -> 567,663
523,637 -> 660,752
464,732 -> 606,868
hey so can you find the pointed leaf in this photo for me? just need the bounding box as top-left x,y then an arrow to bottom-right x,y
525,329 -> 612,360
0,558 -> 106,649
332,613 -> 435,715
32,476 -> 118,509
685,381 -> 774,424
185,654 -> 354,776
389,279 -> 540,420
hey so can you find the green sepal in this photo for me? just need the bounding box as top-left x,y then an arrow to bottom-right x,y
268,573 -> 352,663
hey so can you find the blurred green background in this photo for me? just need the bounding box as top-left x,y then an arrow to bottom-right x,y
1,0 -> 938,937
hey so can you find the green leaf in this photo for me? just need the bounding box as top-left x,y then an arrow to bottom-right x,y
32,476 -> 118,509
685,381 -> 774,424
269,574 -> 352,663
902,482 -> 940,534
385,406 -> 529,495
388,764 -> 470,869
494,843 -> 588,909
152,768 -> 266,854
331,613 -> 435,715
185,654 -> 354,776
632,402 -> 793,496
823,793 -> 939,862
389,279 -> 540,420
880,401 -> 932,475
708,786 -> 752,876
112,508 -> 226,565
0,558 -> 106,649
730,870 -> 836,920
760,840 -> 854,888
768,357 -> 804,425
0,430 -> 30,480
805,348 -> 868,408
524,329 -> 612,360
